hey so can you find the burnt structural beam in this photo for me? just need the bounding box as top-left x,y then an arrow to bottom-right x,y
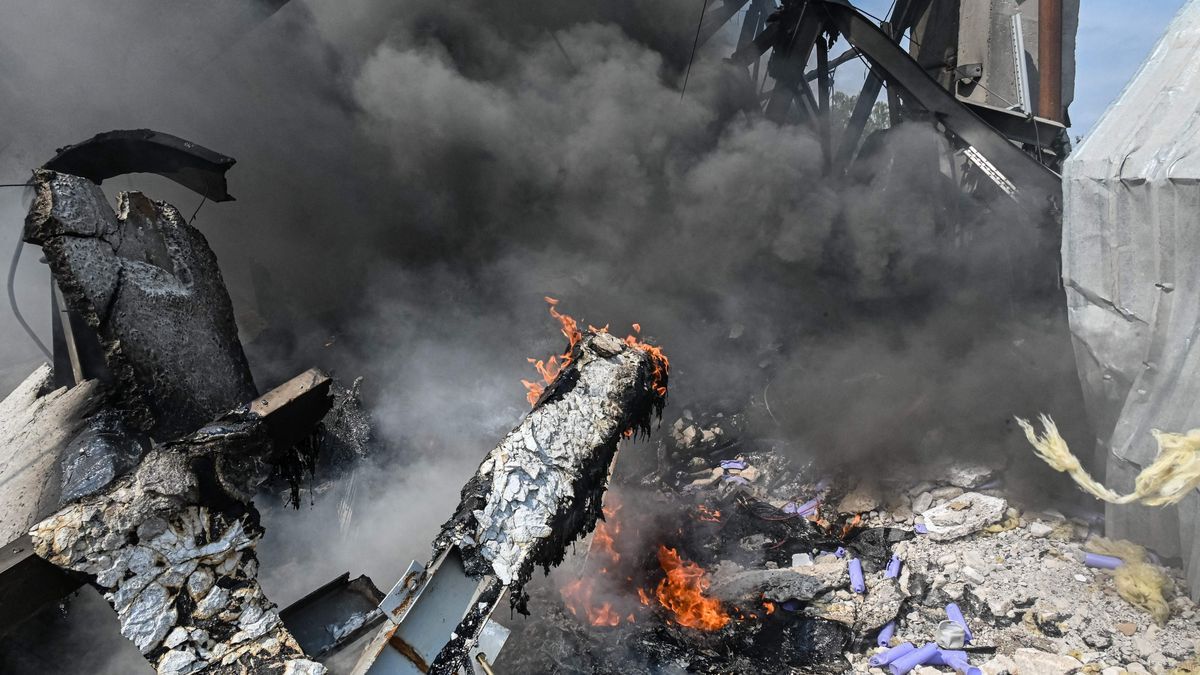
25,170 -> 258,439
834,0 -> 927,172
699,0 -> 752,46
804,46 -> 859,80
1038,0 -> 1063,122
764,4 -> 825,125
352,331 -> 667,675
816,35 -> 832,171
737,0 -> 768,84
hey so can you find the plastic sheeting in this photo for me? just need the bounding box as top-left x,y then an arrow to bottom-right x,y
1062,0 -> 1200,598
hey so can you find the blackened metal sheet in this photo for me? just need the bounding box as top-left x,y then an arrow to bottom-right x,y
43,129 -> 236,201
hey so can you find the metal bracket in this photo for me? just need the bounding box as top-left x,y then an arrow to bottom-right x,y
1010,14 -> 1033,114
352,548 -> 508,675
955,63 -> 983,82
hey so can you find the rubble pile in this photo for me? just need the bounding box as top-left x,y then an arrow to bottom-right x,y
498,409 -> 1200,674
863,495 -> 1200,673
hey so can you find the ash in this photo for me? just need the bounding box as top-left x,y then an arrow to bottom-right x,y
499,408 -> 1200,674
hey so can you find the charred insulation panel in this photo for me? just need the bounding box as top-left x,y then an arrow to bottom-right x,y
23,170 -> 257,439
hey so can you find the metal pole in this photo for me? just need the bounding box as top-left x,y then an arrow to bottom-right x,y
816,36 -> 832,171
1038,0 -> 1062,121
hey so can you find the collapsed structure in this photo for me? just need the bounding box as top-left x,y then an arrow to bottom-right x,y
0,133 -> 673,674
351,330 -> 668,674
3,0 -> 1200,673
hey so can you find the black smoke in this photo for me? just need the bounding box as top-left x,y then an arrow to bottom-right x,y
0,0 -> 1089,669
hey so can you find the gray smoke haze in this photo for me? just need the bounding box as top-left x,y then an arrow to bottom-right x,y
0,0 -> 1088,668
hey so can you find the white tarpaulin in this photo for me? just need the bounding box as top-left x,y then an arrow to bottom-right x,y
1062,0 -> 1200,597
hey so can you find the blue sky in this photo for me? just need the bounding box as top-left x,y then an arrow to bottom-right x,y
1070,0 -> 1186,136
841,0 -> 1187,137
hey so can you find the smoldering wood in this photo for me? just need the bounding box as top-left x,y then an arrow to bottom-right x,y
425,330 -> 666,673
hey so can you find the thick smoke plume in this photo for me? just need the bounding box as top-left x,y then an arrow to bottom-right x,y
0,0 -> 1087,668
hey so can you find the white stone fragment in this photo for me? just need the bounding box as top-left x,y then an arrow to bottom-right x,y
921,492 -> 1007,541
1012,648 -> 1083,674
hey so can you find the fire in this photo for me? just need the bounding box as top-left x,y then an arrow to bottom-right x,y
521,297 -> 583,406
560,577 -> 621,627
840,513 -> 863,539
695,505 -> 722,522
624,325 -> 670,398
654,545 -> 730,631
522,298 -> 669,406
560,497 -> 631,626
591,500 -> 622,566
763,600 -> 776,615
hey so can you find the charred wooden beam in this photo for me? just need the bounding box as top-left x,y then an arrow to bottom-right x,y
355,330 -> 667,675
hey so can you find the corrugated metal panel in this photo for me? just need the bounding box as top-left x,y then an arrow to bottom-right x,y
954,0 -> 1079,114
1062,0 -> 1200,597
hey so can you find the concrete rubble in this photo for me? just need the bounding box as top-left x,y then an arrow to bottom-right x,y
629,412 -> 1200,673
920,492 -> 1008,542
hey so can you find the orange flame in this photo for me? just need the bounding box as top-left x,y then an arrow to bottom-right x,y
624,323 -> 669,398
561,577 -> 621,627
560,498 -> 631,626
592,501 -> 622,565
638,588 -> 651,606
523,298 -> 669,407
521,297 -> 583,406
695,505 -> 722,523
840,514 -> 863,539
654,546 -> 730,631
763,600 -> 776,615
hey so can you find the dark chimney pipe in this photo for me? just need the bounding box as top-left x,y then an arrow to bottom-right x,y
1038,0 -> 1063,122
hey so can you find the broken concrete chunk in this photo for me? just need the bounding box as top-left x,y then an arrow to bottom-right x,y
1011,647 -> 1083,674
921,492 -> 1007,541
808,577 -> 904,632
1028,522 -> 1054,538
284,660 -> 331,675
837,481 -> 880,514
157,648 -> 197,675
978,653 -> 1018,675
709,560 -> 847,604
912,491 -> 934,514
943,462 -> 997,489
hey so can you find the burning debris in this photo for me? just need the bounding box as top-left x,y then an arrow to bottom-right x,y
491,404 -> 1200,675
0,147 -> 353,674
2,1 -> 1200,672
443,327 -> 668,600
352,303 -> 671,674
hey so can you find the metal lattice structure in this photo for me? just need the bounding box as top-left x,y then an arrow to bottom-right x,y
704,0 -> 1074,205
